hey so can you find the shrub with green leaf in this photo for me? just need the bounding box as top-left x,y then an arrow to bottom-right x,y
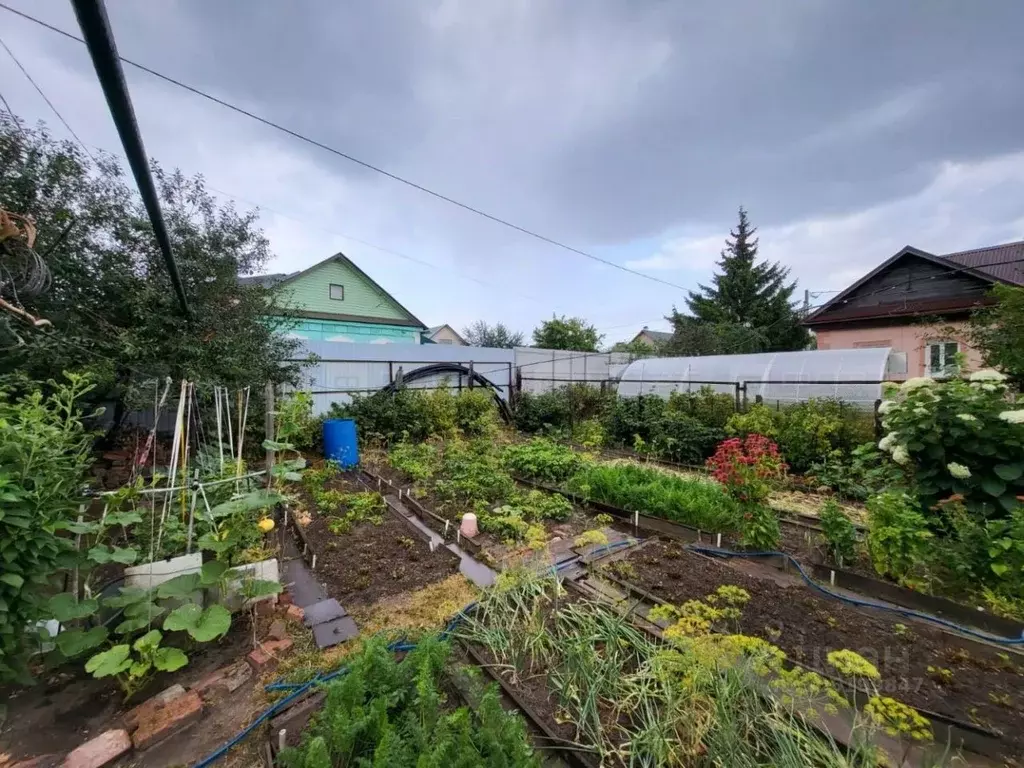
666,386 -> 737,429
819,499 -> 858,567
865,492 -> 934,588
502,439 -> 587,484
877,372 -> 1024,517
333,386 -> 500,446
604,394 -> 725,464
727,399 -> 871,473
0,373 -> 97,684
808,443 -> 902,501
388,442 -> 441,482
278,636 -> 539,767
513,384 -> 615,437
434,440 -> 515,509
50,558 -> 279,698
478,490 -> 573,543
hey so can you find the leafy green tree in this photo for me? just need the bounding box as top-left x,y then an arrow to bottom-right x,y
661,314 -> 765,356
969,284 -> 1024,387
680,207 -> 809,353
0,113 -> 307,431
608,337 -> 660,358
462,320 -> 524,348
531,315 -> 602,352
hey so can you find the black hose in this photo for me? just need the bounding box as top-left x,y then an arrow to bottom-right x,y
378,363 -> 514,423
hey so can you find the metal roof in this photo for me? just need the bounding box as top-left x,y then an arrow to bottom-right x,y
942,240 -> 1024,286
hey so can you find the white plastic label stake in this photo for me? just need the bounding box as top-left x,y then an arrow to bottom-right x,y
830,570 -> 836,586
311,554 -> 317,570
716,533 -> 722,548
278,729 -> 287,751
633,510 -> 639,528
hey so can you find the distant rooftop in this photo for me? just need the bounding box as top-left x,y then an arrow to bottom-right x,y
941,239 -> 1024,286
639,329 -> 673,342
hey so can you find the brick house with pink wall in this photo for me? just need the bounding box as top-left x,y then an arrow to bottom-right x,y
804,241 -> 1024,379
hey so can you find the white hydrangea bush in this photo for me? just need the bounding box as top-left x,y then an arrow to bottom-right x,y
878,370 -> 1024,515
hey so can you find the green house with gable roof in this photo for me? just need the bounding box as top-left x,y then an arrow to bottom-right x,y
241,252 -> 426,343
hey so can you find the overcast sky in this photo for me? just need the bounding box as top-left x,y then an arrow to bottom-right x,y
3,1 -> 1023,344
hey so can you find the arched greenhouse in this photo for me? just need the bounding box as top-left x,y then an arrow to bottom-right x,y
616,348 -> 897,407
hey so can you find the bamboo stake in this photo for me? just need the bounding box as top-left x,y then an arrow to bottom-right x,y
156,380 -> 187,555
224,387 -> 234,475
181,381 -> 192,522
236,387 -> 251,491
185,469 -> 199,553
214,385 -> 224,475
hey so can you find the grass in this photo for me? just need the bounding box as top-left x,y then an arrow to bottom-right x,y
275,574 -> 478,685
566,461 -> 739,532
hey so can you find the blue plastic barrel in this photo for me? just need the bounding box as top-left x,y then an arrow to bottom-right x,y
323,418 -> 359,467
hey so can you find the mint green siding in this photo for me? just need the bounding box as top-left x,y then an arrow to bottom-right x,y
270,317 -> 420,343
277,260 -> 410,321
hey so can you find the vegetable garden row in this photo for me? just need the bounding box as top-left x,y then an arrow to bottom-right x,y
3,370 -> 1024,765
299,371 -> 1024,764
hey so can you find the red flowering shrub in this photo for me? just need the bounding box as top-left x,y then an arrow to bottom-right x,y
707,435 -> 787,505
706,435 -> 787,549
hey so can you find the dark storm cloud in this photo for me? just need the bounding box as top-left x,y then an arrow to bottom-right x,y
72,0 -> 1024,245
5,0 -> 1024,336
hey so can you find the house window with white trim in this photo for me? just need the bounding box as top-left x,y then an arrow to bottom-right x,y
329,284 -> 344,301
926,341 -> 959,377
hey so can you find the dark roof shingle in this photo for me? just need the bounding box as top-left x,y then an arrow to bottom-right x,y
941,240 -> 1024,286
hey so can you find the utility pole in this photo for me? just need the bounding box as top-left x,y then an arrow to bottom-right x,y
803,288 -> 810,317
71,0 -> 191,319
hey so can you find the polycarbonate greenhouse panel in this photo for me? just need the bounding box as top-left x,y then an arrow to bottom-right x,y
616,348 -> 892,406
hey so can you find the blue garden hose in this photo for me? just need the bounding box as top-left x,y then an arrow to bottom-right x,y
193,539 -> 639,766
686,545 -> 1024,646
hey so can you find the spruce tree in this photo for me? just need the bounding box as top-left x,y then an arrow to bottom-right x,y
683,207 -> 808,352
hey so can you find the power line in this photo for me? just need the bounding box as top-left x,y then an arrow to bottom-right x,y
0,31 -> 97,162
519,255 -> 1024,365
71,0 -> 190,320
76,134 -> 554,310
712,254 -> 1024,355
0,86 -> 25,136
0,1 -> 691,294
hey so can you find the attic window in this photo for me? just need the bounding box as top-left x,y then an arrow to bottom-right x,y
329,284 -> 344,301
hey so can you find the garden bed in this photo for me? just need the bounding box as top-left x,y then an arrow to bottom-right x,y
0,610 -> 263,763
295,473 -> 461,608
365,457 -> 626,567
617,539 -> 1024,759
580,444 -> 869,525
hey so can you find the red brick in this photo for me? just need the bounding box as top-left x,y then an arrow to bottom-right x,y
267,619 -> 289,641
191,661 -> 252,701
62,729 -> 130,768
284,604 -> 304,623
130,690 -> 202,751
254,597 -> 277,616
246,638 -> 293,672
11,755 -> 63,768
122,684 -> 185,731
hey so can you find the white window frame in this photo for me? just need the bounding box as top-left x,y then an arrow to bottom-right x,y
329,283 -> 344,301
926,340 -> 959,378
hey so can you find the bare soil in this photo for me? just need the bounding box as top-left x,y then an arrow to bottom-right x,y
367,461 -> 624,565
0,613 -> 260,764
298,475 -> 460,609
621,539 -> 1024,759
